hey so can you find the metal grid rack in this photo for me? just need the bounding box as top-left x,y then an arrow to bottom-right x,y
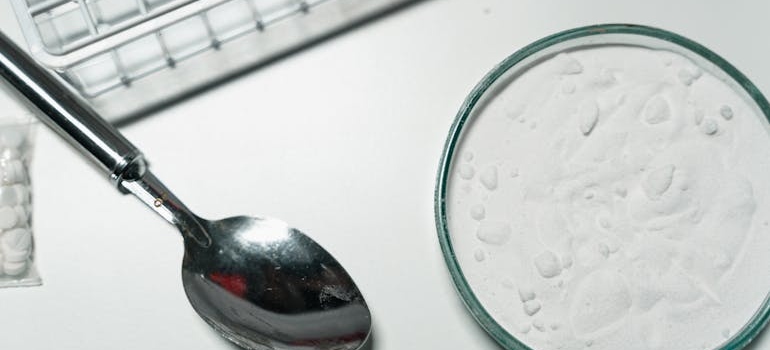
10,0 -> 417,120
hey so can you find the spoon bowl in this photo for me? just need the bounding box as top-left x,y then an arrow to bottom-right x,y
181,216 -> 371,350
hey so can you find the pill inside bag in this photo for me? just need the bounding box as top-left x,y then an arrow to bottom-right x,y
0,84 -> 41,287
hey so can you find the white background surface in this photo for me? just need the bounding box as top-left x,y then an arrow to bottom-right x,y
2,0 -> 770,349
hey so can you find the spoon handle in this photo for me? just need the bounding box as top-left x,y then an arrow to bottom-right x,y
0,32 -> 211,245
0,32 -> 147,189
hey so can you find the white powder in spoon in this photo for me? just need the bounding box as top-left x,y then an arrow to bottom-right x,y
447,46 -> 770,350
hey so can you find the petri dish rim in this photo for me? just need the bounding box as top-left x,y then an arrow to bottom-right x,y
434,23 -> 770,350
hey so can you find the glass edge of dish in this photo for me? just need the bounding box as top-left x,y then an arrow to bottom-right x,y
433,22 -> 770,350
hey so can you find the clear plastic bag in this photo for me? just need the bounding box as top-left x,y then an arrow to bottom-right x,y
0,84 -> 41,287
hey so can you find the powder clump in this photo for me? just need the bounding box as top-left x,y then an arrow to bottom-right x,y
534,250 -> 563,278
523,300 -> 542,316
470,204 -> 486,221
519,285 -> 536,302
458,164 -> 475,179
476,221 -> 511,245
578,100 -> 600,135
701,119 -> 719,135
720,105 -> 734,120
480,165 -> 499,190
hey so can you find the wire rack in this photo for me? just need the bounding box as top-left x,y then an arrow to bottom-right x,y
10,0 -> 417,120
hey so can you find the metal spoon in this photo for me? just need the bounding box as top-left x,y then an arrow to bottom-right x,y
0,33 -> 371,350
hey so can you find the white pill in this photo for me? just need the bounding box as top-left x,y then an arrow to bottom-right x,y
12,184 -> 28,204
3,260 -> 26,276
0,128 -> 26,149
2,228 -> 32,252
14,206 -> 28,226
1,159 -> 25,184
0,186 -> 17,206
0,148 -> 21,160
13,161 -> 26,183
4,248 -> 28,263
0,206 -> 18,229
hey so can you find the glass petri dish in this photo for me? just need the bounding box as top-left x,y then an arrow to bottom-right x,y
435,24 -> 770,350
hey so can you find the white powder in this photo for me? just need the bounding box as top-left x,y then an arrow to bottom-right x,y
447,46 -> 770,350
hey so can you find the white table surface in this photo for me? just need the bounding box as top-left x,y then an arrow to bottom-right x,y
2,1 -> 770,349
